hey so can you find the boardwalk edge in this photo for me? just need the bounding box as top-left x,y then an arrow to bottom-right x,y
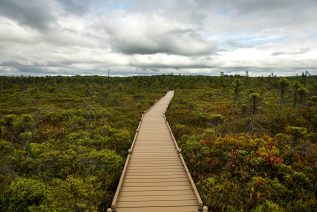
164,113 -> 204,208
111,92 -> 167,210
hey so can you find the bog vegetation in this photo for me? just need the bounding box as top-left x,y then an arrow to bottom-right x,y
0,76 -> 167,211
0,74 -> 316,211
166,74 -> 317,211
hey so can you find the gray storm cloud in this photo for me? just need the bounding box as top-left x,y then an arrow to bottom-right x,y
0,0 -> 57,31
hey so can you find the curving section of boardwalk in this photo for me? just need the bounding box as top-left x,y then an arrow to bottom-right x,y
110,91 -> 205,212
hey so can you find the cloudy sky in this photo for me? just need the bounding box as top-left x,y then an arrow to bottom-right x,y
0,0 -> 317,76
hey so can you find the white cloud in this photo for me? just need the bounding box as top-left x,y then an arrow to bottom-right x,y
99,11 -> 216,55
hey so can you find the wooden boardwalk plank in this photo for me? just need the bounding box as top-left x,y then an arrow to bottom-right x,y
116,206 -> 198,212
124,178 -> 188,183
125,172 -> 186,177
123,181 -> 190,187
117,199 -> 197,207
124,174 -> 187,179
118,194 -> 196,202
127,167 -> 184,171
119,190 -> 195,196
111,91 -> 201,212
121,185 -> 192,192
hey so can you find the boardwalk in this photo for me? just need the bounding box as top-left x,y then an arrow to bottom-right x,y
110,91 -> 206,212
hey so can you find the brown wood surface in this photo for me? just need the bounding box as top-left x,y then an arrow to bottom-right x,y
113,91 -> 201,212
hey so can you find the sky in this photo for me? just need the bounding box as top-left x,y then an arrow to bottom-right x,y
0,0 -> 317,76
